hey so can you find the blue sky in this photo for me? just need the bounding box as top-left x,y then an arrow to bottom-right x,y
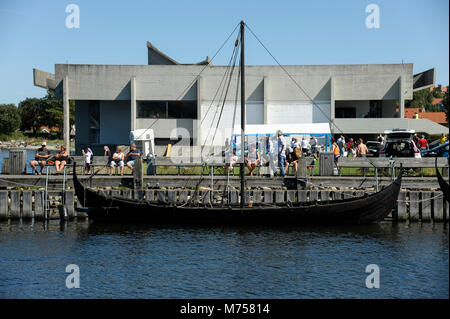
0,0 -> 448,105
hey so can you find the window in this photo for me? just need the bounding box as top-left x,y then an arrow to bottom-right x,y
88,101 -> 100,144
137,101 -> 197,119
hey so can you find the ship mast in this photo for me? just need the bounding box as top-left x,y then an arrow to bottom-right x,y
240,20 -> 245,208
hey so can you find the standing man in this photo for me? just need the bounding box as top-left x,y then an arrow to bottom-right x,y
277,130 -> 286,177
30,142 -> 51,175
418,135 -> 429,151
310,135 -> 318,156
357,139 -> 369,157
126,144 -> 142,171
347,138 -> 355,158
301,137 -> 309,156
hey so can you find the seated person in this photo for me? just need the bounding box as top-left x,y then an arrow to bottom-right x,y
246,145 -> 260,176
54,145 -> 69,173
30,142 -> 51,175
110,147 -> 125,176
126,144 -> 141,171
225,149 -> 238,172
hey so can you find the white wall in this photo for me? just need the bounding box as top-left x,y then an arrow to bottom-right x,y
267,101 -> 330,124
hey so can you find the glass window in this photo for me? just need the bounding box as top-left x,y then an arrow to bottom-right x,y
168,101 -> 197,119
137,101 -> 197,119
137,101 -> 167,118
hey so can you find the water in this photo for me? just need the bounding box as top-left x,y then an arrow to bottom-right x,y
0,149 -> 38,174
0,221 -> 448,299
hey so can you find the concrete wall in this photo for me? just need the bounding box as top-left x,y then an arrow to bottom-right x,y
99,101 -> 131,144
54,64 -> 413,101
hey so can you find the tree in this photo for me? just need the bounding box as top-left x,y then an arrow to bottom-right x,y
432,85 -> 443,98
18,98 -> 47,133
43,89 -> 75,138
409,88 -> 434,110
0,104 -> 21,134
443,90 -> 449,124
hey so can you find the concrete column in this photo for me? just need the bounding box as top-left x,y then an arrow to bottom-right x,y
130,76 -> 137,131
195,76 -> 202,146
63,76 -> 70,153
398,76 -> 404,118
330,76 -> 335,120
263,76 -> 269,124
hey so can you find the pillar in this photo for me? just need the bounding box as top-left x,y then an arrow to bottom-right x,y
195,76 -> 202,146
399,76 -> 404,118
63,76 -> 70,153
263,76 -> 269,124
130,76 -> 137,131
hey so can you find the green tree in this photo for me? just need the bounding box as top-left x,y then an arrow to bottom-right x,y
410,88 -> 434,110
443,90 -> 449,124
18,97 -> 47,133
0,104 -> 21,134
432,85 -> 443,98
43,89 -> 75,138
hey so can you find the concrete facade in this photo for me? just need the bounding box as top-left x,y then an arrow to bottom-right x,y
36,42 -> 445,154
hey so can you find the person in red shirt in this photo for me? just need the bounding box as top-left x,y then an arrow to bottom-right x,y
418,135 -> 429,150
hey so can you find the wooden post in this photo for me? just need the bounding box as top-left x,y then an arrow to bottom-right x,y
65,190 -> 75,218
421,192 -> 431,222
309,190 -> 318,202
397,191 -> 407,221
275,191 -> 284,203
298,190 -> 307,203
157,190 -> 166,203
263,190 -> 273,203
122,189 -> 132,199
133,157 -> 144,191
0,191 -> 8,219
22,190 -> 33,219
34,190 -> 44,220
409,191 -> 419,222
10,190 -> 20,219
178,190 -> 188,203
286,190 -> 296,203
253,190 -> 262,203
167,190 -> 176,204
432,193 -> 444,222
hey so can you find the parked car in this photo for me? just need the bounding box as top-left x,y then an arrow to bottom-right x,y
421,142 -> 449,157
365,141 -> 381,157
380,128 -> 421,158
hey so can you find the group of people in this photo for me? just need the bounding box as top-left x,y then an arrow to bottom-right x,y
29,143 -> 141,176
30,142 -> 69,175
103,144 -> 142,176
331,136 -> 370,166
225,131 -> 320,178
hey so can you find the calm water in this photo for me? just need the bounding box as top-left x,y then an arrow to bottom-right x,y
0,221 -> 448,299
0,149 -> 40,174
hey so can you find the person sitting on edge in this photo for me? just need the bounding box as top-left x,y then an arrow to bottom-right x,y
54,145 -> 69,173
246,144 -> 260,176
30,142 -> 51,175
126,144 -> 142,171
110,147 -> 125,176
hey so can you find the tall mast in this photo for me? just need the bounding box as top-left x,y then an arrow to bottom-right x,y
240,20 -> 245,208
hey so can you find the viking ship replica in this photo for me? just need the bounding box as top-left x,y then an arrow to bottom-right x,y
73,21 -> 402,225
435,159 -> 449,203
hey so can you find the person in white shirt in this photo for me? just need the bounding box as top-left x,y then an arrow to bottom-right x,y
277,130 -> 286,177
301,137 -> 309,156
81,147 -> 93,174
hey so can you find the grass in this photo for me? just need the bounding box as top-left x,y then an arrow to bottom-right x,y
78,158 -> 444,177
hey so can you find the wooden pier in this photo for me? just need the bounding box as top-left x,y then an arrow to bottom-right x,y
0,188 -> 447,223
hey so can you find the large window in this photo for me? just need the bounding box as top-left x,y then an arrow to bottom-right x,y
88,101 -> 100,144
137,101 -> 197,119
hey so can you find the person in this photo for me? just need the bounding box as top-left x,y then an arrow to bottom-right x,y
263,135 -> 276,178
337,135 -> 346,157
54,145 -> 69,173
418,135 -> 429,150
81,146 -> 94,174
225,149 -> 238,173
30,142 -> 51,175
357,139 -> 369,157
439,133 -> 447,145
413,134 -> 419,148
301,137 -> 309,156
110,146 -> 125,176
277,130 -> 286,177
347,138 -> 355,158
246,144 -> 260,176
126,144 -> 142,171
310,136 -> 318,155
331,138 -> 340,167
377,133 -> 385,146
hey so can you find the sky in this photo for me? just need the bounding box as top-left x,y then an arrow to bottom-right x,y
0,0 -> 448,105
